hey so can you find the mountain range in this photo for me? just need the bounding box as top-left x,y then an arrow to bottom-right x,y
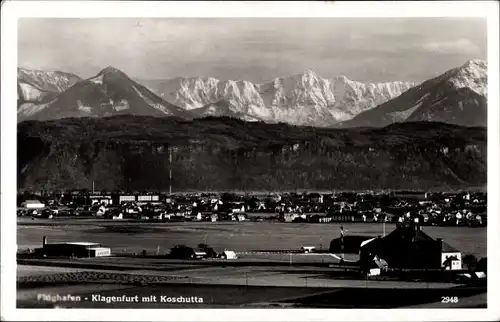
340,60 -> 487,128
17,66 -> 193,121
17,60 -> 487,127
17,68 -> 82,115
139,71 -> 415,126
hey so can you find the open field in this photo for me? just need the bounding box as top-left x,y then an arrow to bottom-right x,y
17,219 -> 487,257
16,219 -> 487,308
17,267 -> 486,308
17,262 -> 459,289
17,263 -> 484,308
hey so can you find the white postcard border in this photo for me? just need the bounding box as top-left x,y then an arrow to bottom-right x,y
1,1 -> 499,321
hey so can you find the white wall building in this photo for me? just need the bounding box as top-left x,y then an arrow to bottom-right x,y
441,241 -> 462,270
119,195 -> 136,203
21,200 -> 45,209
90,195 -> 112,205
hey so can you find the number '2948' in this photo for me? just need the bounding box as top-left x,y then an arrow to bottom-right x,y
441,296 -> 459,303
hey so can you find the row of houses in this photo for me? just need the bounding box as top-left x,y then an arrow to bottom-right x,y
18,191 -> 487,226
18,190 -> 486,207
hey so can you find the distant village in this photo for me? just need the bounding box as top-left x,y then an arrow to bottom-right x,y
17,190 -> 487,227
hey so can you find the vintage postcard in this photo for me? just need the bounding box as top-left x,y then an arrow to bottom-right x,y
1,1 -> 499,321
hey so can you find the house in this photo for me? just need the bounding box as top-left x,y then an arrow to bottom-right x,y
21,200 -> 45,209
152,213 -> 163,221
269,194 -> 282,203
319,217 -> 333,223
283,213 -> 300,223
112,213 -> 123,220
231,213 -> 247,221
309,193 -> 324,204
301,246 -> 316,253
123,205 -> 142,214
255,202 -> 266,211
119,194 -> 136,204
439,147 -> 449,155
90,194 -> 112,206
221,250 -> 238,259
137,194 -> 160,204
96,205 -> 107,216
230,204 -> 245,213
441,241 -> 462,270
359,222 -> 462,270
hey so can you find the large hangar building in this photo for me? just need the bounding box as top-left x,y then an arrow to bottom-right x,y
35,237 -> 111,258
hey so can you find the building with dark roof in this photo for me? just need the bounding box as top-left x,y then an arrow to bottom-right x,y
359,222 -> 462,270
34,236 -> 111,258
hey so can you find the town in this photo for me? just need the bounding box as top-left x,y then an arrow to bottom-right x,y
16,188 -> 488,309
17,190 -> 487,227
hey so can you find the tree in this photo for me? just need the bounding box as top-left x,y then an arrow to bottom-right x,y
476,257 -> 487,273
462,254 -> 478,271
221,192 -> 236,203
247,197 -> 259,211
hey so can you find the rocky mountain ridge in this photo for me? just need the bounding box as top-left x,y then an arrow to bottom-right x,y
341,60 -> 487,128
143,69 -> 416,126
17,59 -> 487,128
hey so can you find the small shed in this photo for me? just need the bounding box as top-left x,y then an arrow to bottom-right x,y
301,246 -> 316,253
368,268 -> 381,277
221,250 -> 238,259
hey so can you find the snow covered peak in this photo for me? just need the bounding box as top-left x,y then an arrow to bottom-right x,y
334,75 -> 350,83
302,69 -> 318,78
17,68 -> 82,105
293,69 -> 322,84
195,76 -> 219,87
18,67 -> 192,121
343,60 -> 488,128
98,66 -> 127,77
449,60 -> 487,96
18,67 -> 81,91
165,77 -> 222,110
461,59 -> 487,69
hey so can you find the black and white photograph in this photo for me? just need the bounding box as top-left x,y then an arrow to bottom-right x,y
1,1 -> 499,321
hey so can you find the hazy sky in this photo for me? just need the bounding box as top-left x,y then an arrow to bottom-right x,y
18,18 -> 487,83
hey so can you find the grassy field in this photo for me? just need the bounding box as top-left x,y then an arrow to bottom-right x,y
17,219 -> 487,257
18,262 -> 459,288
16,257 -> 485,309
